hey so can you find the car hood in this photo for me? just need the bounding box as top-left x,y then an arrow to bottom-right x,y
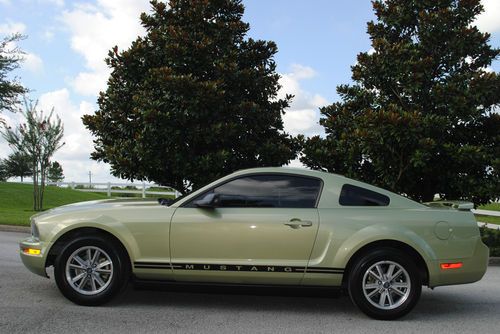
30,199 -> 164,222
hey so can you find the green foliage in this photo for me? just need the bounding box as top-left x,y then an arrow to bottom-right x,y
47,161 -> 64,182
0,160 -> 7,181
0,182 -> 107,226
479,225 -> 500,257
0,34 -> 28,118
82,0 -> 299,194
301,0 -> 500,205
1,151 -> 32,182
2,100 -> 64,210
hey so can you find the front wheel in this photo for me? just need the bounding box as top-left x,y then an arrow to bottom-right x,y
347,248 -> 422,320
54,235 -> 129,305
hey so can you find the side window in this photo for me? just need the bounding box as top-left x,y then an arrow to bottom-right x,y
188,174 -> 322,208
339,184 -> 390,206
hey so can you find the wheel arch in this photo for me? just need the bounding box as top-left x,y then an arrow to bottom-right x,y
45,226 -> 132,270
341,239 -> 430,287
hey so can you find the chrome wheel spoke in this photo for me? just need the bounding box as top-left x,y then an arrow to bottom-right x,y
379,290 -> 388,307
69,263 -> 85,270
71,272 -> 86,283
387,291 -> 394,306
364,283 -> 379,290
375,265 -> 384,279
367,288 -> 379,298
91,250 -> 101,266
386,264 -> 395,279
73,255 -> 87,267
392,282 -> 409,289
392,287 -> 406,297
368,269 -> 381,281
97,260 -> 111,269
390,269 -> 403,281
90,275 -> 97,291
93,273 -> 106,287
78,275 -> 88,289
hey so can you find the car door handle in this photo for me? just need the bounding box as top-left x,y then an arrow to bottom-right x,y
284,219 -> 313,229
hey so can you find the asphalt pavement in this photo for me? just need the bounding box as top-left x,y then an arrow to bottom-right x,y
1,230 -> 500,334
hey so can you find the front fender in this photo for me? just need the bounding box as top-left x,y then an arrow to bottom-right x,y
43,215 -> 139,267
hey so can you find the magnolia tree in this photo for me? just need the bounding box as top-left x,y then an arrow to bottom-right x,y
301,0 -> 500,205
2,100 -> 64,210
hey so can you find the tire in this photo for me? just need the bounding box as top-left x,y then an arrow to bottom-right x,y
347,248 -> 422,320
54,234 -> 130,306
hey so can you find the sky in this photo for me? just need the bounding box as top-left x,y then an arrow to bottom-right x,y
0,0 -> 499,183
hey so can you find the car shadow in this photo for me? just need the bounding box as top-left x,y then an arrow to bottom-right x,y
105,283 -> 491,321
110,283 -> 351,315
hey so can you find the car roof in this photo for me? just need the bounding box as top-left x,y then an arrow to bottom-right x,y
231,166 -> 338,179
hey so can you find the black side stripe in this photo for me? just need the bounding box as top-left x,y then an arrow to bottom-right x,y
133,262 -> 344,274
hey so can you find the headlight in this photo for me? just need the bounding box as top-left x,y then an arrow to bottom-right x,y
30,221 -> 40,241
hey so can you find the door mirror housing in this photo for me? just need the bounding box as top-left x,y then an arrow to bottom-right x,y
194,193 -> 220,209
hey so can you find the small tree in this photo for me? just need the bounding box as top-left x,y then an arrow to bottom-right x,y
2,99 -> 64,210
301,0 -> 500,205
47,161 -> 64,182
0,34 -> 28,121
2,151 -> 32,182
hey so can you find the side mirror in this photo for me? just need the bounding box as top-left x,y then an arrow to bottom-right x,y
194,193 -> 220,209
158,198 -> 174,206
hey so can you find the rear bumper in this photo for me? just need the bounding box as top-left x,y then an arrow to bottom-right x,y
19,237 -> 50,278
429,239 -> 489,287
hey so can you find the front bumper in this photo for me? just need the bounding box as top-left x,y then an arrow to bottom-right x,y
429,238 -> 489,287
19,237 -> 51,278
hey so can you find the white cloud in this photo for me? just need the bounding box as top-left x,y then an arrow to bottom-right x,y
279,64 -> 328,137
475,0 -> 500,33
0,21 -> 26,35
71,71 -> 109,97
23,52 -> 43,73
0,21 -> 43,74
36,89 -> 116,182
62,0 -> 151,96
289,64 -> 317,80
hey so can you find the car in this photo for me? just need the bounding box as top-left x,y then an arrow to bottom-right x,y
19,167 -> 488,320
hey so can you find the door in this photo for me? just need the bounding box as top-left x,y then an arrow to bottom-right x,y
170,174 -> 322,285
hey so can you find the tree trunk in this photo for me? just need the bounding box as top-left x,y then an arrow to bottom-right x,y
32,162 -> 38,211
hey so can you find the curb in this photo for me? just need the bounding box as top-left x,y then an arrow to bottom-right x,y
0,224 -> 499,266
0,225 -> 30,233
489,257 -> 500,266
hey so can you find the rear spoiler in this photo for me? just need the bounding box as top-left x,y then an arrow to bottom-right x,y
423,201 -> 474,211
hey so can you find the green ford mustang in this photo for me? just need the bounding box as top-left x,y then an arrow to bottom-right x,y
20,167 -> 488,320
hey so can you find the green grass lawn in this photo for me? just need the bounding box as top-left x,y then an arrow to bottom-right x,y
479,202 -> 500,211
0,182 -> 109,226
475,215 -> 500,225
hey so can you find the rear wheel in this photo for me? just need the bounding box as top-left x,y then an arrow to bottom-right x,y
347,248 -> 422,320
54,235 -> 129,305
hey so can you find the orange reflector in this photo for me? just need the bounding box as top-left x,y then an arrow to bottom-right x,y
440,262 -> 463,270
23,248 -> 41,255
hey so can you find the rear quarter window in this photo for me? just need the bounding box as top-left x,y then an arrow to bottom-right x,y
339,184 -> 390,206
